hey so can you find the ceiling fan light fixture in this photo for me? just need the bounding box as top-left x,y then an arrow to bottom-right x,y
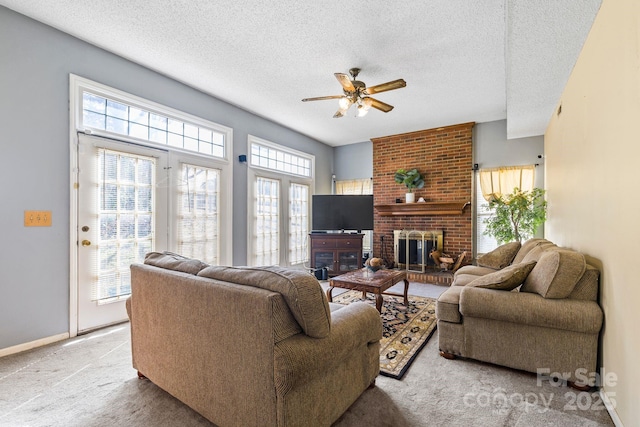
338,96 -> 353,110
356,97 -> 373,117
356,103 -> 369,117
303,68 -> 406,118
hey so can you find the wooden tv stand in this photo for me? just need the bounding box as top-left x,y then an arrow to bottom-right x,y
309,233 -> 363,277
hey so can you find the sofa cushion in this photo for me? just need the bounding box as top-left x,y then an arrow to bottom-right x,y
197,266 -> 331,338
477,241 -> 521,269
567,265 -> 600,301
520,242 -> 557,263
144,251 -> 209,275
466,261 -> 537,291
452,273 -> 487,287
453,265 -> 499,280
521,250 -> 586,299
512,238 -> 549,264
436,286 -> 463,323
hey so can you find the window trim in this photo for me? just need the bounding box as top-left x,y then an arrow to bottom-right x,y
69,74 -> 233,338
246,136 -> 314,267
248,134 -> 314,179
72,74 -> 232,163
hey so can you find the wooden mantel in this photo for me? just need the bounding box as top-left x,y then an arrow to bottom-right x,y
375,201 -> 470,216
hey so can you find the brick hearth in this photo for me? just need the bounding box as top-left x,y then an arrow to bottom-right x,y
371,122 -> 474,280
406,270 -> 454,285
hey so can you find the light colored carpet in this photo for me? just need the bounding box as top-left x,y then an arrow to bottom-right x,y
331,290 -> 437,379
0,283 -> 615,427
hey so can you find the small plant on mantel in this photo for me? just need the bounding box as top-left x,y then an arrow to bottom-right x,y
394,168 -> 424,203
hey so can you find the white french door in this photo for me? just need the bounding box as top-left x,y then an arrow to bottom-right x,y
77,134 -> 168,332
248,172 -> 310,267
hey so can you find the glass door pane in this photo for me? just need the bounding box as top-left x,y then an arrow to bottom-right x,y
177,164 -> 220,264
288,183 -> 309,265
78,134 -> 168,333
254,176 -> 280,266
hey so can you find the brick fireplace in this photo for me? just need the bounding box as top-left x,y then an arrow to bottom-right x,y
371,122 -> 474,279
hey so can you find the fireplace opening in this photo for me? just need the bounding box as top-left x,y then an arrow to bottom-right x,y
394,230 -> 444,272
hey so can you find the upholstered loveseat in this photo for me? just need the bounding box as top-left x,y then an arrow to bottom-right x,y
126,252 -> 382,427
436,239 -> 603,387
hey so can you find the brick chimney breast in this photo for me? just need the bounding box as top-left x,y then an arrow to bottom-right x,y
371,122 -> 474,266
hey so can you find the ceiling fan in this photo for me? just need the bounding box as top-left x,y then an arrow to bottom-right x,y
302,68 -> 406,118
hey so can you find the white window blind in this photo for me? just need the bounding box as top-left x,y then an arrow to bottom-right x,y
254,176 -> 280,266
176,164 -> 221,264
289,183 -> 310,265
94,149 -> 155,302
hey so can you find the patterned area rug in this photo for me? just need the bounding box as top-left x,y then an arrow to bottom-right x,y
332,290 -> 437,380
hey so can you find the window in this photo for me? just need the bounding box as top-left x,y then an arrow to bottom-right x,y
76,77 -> 230,160
254,176 -> 280,266
94,148 -> 156,302
250,138 -> 312,178
335,178 -> 373,254
289,183 -> 310,265
176,164 -> 221,264
478,165 -> 535,202
247,136 -> 314,267
476,165 -> 536,255
476,173 -> 499,255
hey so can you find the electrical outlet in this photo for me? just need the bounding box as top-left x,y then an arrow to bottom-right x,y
24,210 -> 52,227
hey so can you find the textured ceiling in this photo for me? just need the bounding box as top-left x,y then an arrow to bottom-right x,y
1,1 -> 601,146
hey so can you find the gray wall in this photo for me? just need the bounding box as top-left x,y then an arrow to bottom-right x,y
474,120 -> 544,189
0,6 -> 333,349
474,120 -> 545,252
333,141 -> 373,183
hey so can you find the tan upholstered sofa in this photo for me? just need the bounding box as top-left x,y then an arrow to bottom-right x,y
436,239 -> 603,387
126,252 -> 382,427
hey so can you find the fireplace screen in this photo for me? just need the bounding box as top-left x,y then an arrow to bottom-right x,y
394,230 -> 444,272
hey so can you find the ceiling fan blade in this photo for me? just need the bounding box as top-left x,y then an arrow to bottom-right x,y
302,95 -> 344,102
364,79 -> 407,95
334,73 -> 355,92
368,97 -> 394,113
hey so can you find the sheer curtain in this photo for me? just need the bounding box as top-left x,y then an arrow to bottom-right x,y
479,165 -> 535,201
335,178 -> 373,195
476,165 -> 536,255
335,178 -> 373,254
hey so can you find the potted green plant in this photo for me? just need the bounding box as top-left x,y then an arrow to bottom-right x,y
483,187 -> 547,244
394,168 -> 424,203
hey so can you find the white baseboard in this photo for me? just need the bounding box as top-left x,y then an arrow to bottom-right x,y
600,388 -> 624,427
0,332 -> 69,358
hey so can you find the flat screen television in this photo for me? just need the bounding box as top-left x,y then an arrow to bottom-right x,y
312,194 -> 374,232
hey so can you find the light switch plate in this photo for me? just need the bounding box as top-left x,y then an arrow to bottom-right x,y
24,210 -> 52,227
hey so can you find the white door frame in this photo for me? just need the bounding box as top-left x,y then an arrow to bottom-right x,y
76,134 -> 169,332
69,74 -> 233,337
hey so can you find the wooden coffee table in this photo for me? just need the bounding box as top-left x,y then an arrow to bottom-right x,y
327,268 -> 409,313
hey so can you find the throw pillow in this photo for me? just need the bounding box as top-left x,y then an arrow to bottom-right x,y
477,241 -> 521,269
512,238 -> 549,264
144,251 -> 209,275
521,250 -> 586,298
467,261 -> 537,291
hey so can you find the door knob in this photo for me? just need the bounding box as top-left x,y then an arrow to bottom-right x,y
81,239 -> 91,247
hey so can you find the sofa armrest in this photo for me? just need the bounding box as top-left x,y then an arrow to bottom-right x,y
460,287 -> 603,334
273,302 -> 382,395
